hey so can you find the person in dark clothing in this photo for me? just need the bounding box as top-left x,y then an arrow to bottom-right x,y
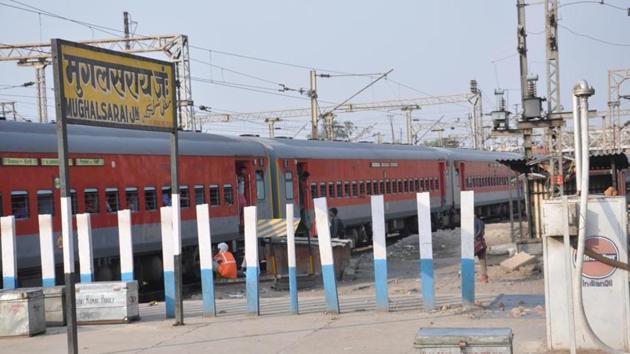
329,208 -> 345,238
474,213 -> 488,283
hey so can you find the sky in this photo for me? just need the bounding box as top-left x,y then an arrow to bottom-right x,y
1,0 -> 630,146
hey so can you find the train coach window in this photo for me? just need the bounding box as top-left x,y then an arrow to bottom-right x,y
11,191 -> 29,219
84,188 -> 99,214
255,171 -> 265,201
392,180 -> 398,193
144,187 -> 157,211
311,183 -> 318,198
384,180 -> 390,194
162,186 -> 172,206
37,190 -> 54,216
70,189 -> 78,214
328,183 -> 335,198
373,180 -> 379,195
366,181 -> 372,195
284,172 -> 294,200
194,185 -> 205,205
224,184 -> 234,205
415,179 -> 420,192
180,186 -> 190,208
320,183 -> 327,198
209,185 -> 220,206
352,181 -> 358,197
404,180 -> 409,193
105,188 -> 119,213
0,193 -> 3,216
125,188 -> 139,212
336,182 -> 343,198
359,181 -> 365,196
344,182 -> 351,198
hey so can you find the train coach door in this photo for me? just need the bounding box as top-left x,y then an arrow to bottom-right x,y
295,162 -> 312,237
235,161 -> 252,232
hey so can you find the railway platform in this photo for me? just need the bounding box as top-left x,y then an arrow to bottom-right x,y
1,293 -> 548,354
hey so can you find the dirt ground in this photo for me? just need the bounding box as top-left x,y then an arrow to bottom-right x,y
199,222 -> 543,302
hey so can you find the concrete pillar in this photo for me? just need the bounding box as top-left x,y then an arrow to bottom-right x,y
417,192 -> 435,310
313,197 -> 340,314
460,190 -> 475,306
1,216 -> 17,289
371,195 -> 388,311
286,203 -> 298,314
196,204 -> 216,317
160,206 -> 175,318
38,214 -> 56,287
244,206 -> 259,315
77,213 -> 94,283
118,209 -> 134,281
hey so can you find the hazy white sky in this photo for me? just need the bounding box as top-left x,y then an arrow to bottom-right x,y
1,0 -> 629,143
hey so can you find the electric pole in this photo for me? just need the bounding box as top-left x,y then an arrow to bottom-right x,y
123,11 -> 131,50
36,63 -> 48,123
387,114 -> 396,143
265,117 -> 280,138
324,113 -> 335,140
401,105 -> 420,144
309,70 -> 318,139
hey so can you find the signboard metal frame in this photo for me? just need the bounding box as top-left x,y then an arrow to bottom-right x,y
51,38 -> 183,354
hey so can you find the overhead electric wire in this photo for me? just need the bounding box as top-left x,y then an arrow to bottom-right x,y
560,24 -> 630,47
558,0 -> 628,11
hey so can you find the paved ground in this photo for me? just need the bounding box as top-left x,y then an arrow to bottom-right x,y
2,293 -> 550,354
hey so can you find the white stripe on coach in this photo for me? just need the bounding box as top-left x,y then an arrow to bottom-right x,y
371,195 -> 386,260
313,198 -> 334,266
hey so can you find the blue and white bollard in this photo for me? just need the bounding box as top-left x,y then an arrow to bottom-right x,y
118,209 -> 134,281
313,197 -> 340,314
160,206 -> 175,318
371,195 -> 388,311
38,214 -> 56,287
460,190 -> 475,306
1,216 -> 17,289
417,192 -> 435,311
77,213 -> 94,283
244,206 -> 260,315
196,204 -> 216,317
286,204 -> 299,314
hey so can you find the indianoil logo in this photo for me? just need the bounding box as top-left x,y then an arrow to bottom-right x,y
574,236 -> 620,280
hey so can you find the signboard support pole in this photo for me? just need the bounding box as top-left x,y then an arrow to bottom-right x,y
171,130 -> 184,326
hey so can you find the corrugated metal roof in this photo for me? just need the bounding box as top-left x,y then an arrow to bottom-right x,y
0,121 -> 266,157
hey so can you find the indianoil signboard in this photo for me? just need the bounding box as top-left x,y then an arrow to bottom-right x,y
51,39 -> 176,131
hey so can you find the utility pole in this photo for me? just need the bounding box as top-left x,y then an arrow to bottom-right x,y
36,63 -> 48,123
545,0 -> 563,195
0,101 -> 16,120
309,70 -> 318,139
401,105 -> 420,144
324,113 -> 335,140
265,117 -> 280,138
123,11 -> 131,50
387,114 -> 396,143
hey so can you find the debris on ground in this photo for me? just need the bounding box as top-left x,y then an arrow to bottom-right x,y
500,251 -> 537,272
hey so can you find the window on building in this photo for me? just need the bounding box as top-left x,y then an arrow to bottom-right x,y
105,188 -> 119,213
11,191 -> 29,219
328,183 -> 335,198
351,181 -> 358,197
162,186 -> 172,206
320,183 -> 327,198
224,184 -> 234,205
125,188 -> 139,212
344,182 -> 351,198
359,181 -> 366,196
37,190 -> 54,216
69,188 -> 78,213
84,188 -> 99,214
285,172 -> 294,200
180,186 -> 190,208
336,182 -> 343,198
195,185 -> 205,205
144,187 -> 157,211
256,171 -> 265,200
209,185 -> 220,206
311,183 -> 318,198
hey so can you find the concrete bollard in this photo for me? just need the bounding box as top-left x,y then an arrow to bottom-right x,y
118,209 -> 134,281
460,191 -> 475,306
313,197 -> 340,314
417,192 -> 435,311
38,214 -> 56,287
77,213 -> 95,283
160,206 -> 175,318
196,204 -> 216,317
286,204 -> 299,314
371,195 -> 388,311
1,216 -> 17,289
244,206 -> 259,315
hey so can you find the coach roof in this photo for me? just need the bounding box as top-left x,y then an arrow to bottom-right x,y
0,120 -> 265,157
434,147 -> 523,161
251,137 -> 448,160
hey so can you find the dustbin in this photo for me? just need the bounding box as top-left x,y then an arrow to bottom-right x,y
0,288 -> 46,336
43,285 -> 66,326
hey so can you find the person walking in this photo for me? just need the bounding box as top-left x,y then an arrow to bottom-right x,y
474,213 -> 489,283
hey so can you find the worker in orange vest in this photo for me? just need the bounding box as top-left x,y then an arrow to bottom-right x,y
213,242 -> 237,279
